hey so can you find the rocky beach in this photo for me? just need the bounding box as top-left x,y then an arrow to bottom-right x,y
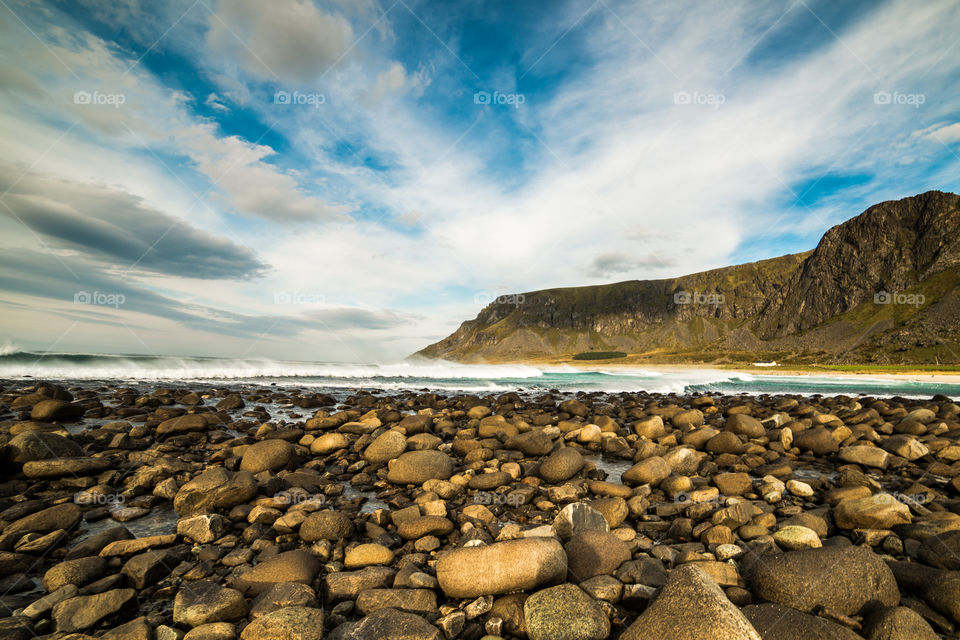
1,381 -> 959,639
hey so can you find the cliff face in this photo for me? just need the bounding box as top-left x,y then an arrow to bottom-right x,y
417,191 -> 960,364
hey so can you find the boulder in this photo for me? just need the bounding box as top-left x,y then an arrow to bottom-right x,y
523,583 -> 609,640
363,430 -> 407,464
620,563 -> 761,640
42,556 -> 105,592
232,550 -> 321,595
173,468 -> 258,516
299,511 -> 354,543
52,588 -> 136,632
173,581 -> 248,627
22,457 -> 112,478
564,530 -> 631,582
861,606 -> 939,640
743,545 -> 898,615
5,432 -> 83,465
538,447 -> 584,483
240,606 -> 324,640
743,603 -> 863,640
622,456 -> 671,486
4,503 -> 82,535
240,440 -> 295,474
386,451 -> 453,485
833,494 -> 911,530
436,538 -> 567,598
340,607 -> 442,640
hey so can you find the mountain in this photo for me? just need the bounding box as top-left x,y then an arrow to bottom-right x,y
417,191 -> 960,366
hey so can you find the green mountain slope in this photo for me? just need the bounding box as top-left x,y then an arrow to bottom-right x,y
417,191 -> 960,365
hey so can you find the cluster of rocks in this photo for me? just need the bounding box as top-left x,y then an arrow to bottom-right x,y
1,380 -> 960,639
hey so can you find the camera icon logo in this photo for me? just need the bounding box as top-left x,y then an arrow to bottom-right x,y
474,91 -> 490,105
674,91 -> 691,105
873,91 -> 891,105
274,91 -> 291,105
874,290 -> 891,304
673,290 -> 691,305
74,291 -> 91,304
74,91 -> 91,105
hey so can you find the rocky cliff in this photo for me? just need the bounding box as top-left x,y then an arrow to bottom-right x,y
417,191 -> 960,365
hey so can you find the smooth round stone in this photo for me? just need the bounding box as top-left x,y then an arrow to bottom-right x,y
785,480 -> 814,497
299,511 -> 354,542
240,440 -> 295,474
344,544 -> 395,569
539,447 -> 584,483
773,525 -> 821,551
240,606 -> 324,640
436,538 -> 567,598
363,430 -> 407,464
523,583 -> 609,640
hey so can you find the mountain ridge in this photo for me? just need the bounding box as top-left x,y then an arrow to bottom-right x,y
417,191 -> 960,366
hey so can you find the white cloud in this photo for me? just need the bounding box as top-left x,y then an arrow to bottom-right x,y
206,0 -> 355,82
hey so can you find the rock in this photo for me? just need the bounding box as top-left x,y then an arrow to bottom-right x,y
52,588 -> 136,632
621,563 -> 761,640
240,440 -> 295,474
233,550 -> 321,595
324,567 -> 395,602
22,457 -> 112,478
468,471 -> 512,490
706,432 -> 743,454
340,607 -> 442,640
838,445 -> 889,470
833,494 -> 911,530
184,622 -> 237,640
743,545 -> 898,615
100,534 -> 176,557
250,582 -> 318,618
42,556 -> 105,592
505,430 -> 554,456
4,503 -> 82,535
397,516 -> 453,540
552,502 -> 609,540
861,606 -> 940,640
121,548 -> 183,589
300,511 -> 354,542
31,399 -> 85,421
671,409 -> 704,429
785,479 -> 814,497
560,399 -> 589,417
772,525 -> 821,551
101,616 -> 153,640
22,584 -> 78,619
882,435 -> 929,461
588,497 -> 628,528
386,451 -> 453,485
310,433 -> 349,455
714,473 -> 752,495
743,603 -> 863,640
633,415 -> 666,439
622,456 -> 671,486
178,514 -> 231,544
157,414 -> 209,436
436,538 -> 567,598
174,581 -> 248,627
240,606 -> 324,640
564,530 -> 631,582
217,394 -> 245,411
726,414 -> 765,438
5,432 -> 83,465
918,530 -> 960,570
173,468 -> 258,516
793,427 -> 838,455
538,447 -> 584,483
0,617 -> 33,640
523,583 -> 610,640
364,430 -> 407,464
344,544 -> 395,569
356,588 -> 437,616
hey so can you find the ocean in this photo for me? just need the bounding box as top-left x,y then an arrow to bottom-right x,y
1,350 -> 958,399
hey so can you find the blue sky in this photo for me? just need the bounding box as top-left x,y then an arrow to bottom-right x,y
1,0 -> 959,361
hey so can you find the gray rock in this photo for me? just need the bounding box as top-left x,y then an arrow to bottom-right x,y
621,563 -> 761,640
552,502 -> 609,540
523,583 -> 609,640
743,545 -> 899,615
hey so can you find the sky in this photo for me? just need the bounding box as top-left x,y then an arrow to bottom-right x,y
1,0 -> 959,363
